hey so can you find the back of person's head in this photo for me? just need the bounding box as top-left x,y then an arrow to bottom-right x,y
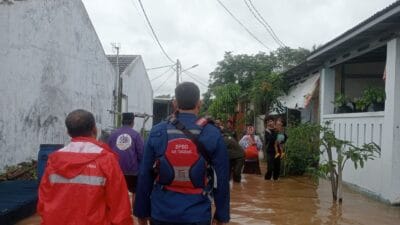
175,82 -> 200,110
122,112 -> 135,126
65,109 -> 96,138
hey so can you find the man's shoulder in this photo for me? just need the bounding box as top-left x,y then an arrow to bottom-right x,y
148,121 -> 168,137
202,122 -> 221,134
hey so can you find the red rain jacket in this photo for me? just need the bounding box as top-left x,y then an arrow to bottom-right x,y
37,137 -> 133,225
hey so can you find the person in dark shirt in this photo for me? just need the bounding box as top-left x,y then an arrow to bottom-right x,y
223,131 -> 244,183
108,113 -> 144,209
134,82 -> 230,225
224,119 -> 238,141
264,116 -> 277,180
264,116 -> 288,180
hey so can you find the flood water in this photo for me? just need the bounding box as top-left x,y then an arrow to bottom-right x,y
17,166 -> 400,225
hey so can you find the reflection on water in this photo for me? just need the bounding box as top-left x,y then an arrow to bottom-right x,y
229,173 -> 400,225
17,167 -> 400,225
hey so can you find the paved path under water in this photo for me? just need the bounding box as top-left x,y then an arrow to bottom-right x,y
229,174 -> 400,225
17,170 -> 400,225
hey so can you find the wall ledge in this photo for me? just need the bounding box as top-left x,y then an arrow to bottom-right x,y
322,111 -> 384,119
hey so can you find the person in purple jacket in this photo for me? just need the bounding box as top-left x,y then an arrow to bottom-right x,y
108,112 -> 144,209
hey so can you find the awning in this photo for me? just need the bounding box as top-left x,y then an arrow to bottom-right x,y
279,73 -> 320,109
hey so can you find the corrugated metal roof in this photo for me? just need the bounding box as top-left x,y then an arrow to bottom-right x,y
107,55 -> 138,75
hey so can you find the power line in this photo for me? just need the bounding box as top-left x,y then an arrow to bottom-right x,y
129,0 -> 157,44
147,64 -> 175,71
216,0 -> 271,51
243,0 -> 283,48
182,71 -> 209,88
151,66 -> 174,82
154,70 -> 175,92
247,0 -> 286,47
137,0 -> 175,63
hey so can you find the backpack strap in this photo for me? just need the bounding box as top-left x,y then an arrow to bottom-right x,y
168,116 -> 211,164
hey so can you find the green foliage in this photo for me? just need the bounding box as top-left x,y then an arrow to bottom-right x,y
208,83 -> 241,120
273,47 -> 311,73
285,123 -> 321,175
203,47 -> 309,118
333,93 -> 350,108
363,87 -> 386,105
353,97 -> 369,112
250,72 -> 286,114
317,121 -> 381,202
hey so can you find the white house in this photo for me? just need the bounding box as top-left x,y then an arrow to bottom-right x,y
107,55 -> 153,133
280,2 -> 400,204
0,0 -> 115,169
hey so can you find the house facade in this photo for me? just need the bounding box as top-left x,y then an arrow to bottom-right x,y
107,55 -> 154,133
0,0 -> 116,169
281,2 -> 400,204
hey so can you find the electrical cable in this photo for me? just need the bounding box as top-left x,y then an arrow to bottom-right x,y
248,0 -> 286,47
182,71 -> 209,88
129,0 -> 158,44
154,70 -> 175,92
216,0 -> 271,51
243,0 -> 283,48
147,64 -> 175,71
137,0 -> 175,63
151,66 -> 174,82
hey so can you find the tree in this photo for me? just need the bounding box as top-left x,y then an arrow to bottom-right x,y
207,83 -> 241,120
273,47 -> 310,73
203,47 -> 310,120
318,122 -> 380,203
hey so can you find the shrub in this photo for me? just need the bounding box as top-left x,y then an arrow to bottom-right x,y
284,123 -> 321,175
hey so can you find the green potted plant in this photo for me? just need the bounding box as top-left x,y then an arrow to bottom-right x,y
362,87 -> 385,111
333,93 -> 352,113
353,97 -> 369,112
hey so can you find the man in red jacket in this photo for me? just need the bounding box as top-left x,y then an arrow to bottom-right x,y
38,109 -> 133,225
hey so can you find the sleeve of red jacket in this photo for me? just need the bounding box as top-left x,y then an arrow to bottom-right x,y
102,153 -> 134,225
37,163 -> 52,218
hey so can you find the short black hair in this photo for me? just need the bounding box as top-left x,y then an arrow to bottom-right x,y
65,109 -> 96,137
175,82 -> 200,110
122,112 -> 135,125
264,115 -> 275,123
276,117 -> 287,127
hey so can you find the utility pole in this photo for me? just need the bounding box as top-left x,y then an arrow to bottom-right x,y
111,43 -> 120,128
176,59 -> 181,87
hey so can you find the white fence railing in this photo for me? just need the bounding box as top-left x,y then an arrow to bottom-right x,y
321,111 -> 385,193
322,112 -> 384,147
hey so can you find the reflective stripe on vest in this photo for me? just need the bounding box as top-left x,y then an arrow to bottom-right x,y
173,166 -> 191,182
49,174 -> 106,186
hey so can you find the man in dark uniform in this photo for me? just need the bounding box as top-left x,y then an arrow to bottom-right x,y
135,82 -> 230,225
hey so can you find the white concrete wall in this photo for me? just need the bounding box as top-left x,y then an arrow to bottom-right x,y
381,38 -> 400,204
322,112 -> 385,198
0,0 -> 114,169
319,39 -> 400,203
121,56 -> 153,132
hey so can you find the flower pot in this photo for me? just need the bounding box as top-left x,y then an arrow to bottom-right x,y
372,102 -> 385,111
335,105 -> 353,113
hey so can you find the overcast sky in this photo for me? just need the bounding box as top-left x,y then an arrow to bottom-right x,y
81,0 -> 397,96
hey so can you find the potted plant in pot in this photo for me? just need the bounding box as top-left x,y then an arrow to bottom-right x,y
333,93 -> 353,113
353,97 -> 369,112
363,87 -> 386,111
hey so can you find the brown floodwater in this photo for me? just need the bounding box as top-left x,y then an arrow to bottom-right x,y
17,166 -> 400,225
